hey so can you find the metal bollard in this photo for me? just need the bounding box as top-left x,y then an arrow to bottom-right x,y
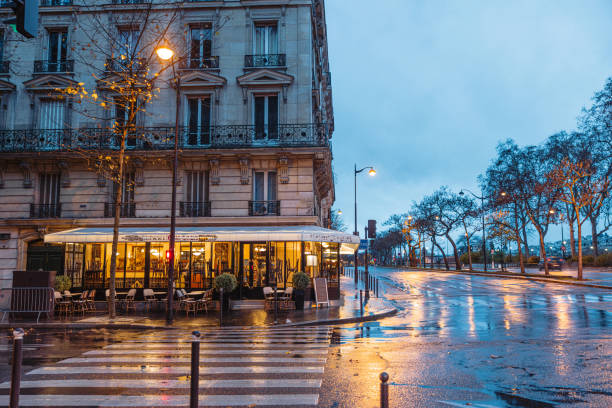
190,330 -> 201,408
376,279 -> 379,298
10,328 -> 24,408
219,287 -> 224,326
273,286 -> 278,325
359,290 -> 363,316
380,372 -> 389,408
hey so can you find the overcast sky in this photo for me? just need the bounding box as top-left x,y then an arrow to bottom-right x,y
326,0 -> 612,240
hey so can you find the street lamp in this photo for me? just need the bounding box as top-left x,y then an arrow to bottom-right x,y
459,188 -> 488,271
353,164 -> 375,286
156,44 -> 180,324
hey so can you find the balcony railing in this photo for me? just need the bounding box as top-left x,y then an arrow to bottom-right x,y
40,0 -> 73,6
112,0 -> 149,4
30,204 -> 61,218
33,60 -> 74,74
180,201 -> 211,217
0,124 -> 330,152
0,61 -> 9,74
248,200 -> 280,216
105,58 -> 146,74
104,202 -> 136,218
244,54 -> 286,68
178,57 -> 219,70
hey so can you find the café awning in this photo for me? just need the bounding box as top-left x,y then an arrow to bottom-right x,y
44,225 -> 360,250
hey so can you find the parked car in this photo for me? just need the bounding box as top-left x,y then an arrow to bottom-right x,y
538,256 -> 564,271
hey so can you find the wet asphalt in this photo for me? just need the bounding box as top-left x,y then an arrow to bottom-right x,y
319,267 -> 612,407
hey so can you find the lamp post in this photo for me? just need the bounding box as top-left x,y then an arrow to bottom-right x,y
156,45 -> 180,324
459,188 -> 487,272
353,164 -> 375,285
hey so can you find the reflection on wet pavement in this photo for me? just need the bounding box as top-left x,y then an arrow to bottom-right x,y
320,267 -> 612,407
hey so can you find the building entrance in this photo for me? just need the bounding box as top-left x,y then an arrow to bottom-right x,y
26,240 -> 64,274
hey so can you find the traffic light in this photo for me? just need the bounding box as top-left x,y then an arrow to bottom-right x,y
4,0 -> 38,38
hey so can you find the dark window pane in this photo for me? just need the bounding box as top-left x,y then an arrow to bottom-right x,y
268,95 -> 278,139
254,96 -> 265,140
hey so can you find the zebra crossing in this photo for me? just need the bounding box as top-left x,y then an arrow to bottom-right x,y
0,326 -> 332,407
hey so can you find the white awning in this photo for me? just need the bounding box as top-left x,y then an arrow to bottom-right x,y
44,225 -> 360,250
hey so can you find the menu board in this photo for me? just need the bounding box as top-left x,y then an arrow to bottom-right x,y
313,278 -> 329,307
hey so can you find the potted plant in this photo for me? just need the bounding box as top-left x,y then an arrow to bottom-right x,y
54,275 -> 72,293
292,272 -> 310,310
213,273 -> 237,311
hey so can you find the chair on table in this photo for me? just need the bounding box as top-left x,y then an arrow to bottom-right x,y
143,289 -> 157,313
86,289 -> 96,312
72,290 -> 88,316
279,287 -> 294,309
54,291 -> 72,317
197,289 -> 214,313
122,288 -> 137,313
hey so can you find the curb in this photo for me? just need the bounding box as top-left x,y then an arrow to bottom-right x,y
395,267 -> 612,290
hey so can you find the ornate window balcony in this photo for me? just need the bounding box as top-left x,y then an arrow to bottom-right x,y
105,58 -> 146,74
30,204 -> 61,218
104,202 -> 136,218
33,60 -> 74,74
178,57 -> 219,70
111,0 -> 149,4
0,61 -> 9,74
0,124 -> 330,152
248,200 -> 280,216
244,54 -> 286,68
179,201 -> 211,217
40,0 -> 73,6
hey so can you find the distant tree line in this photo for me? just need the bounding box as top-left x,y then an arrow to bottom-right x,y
370,77 -> 612,279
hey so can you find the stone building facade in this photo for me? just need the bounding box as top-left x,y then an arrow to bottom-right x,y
0,0 -> 337,294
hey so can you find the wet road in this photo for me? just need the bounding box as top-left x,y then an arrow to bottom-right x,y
320,267 -> 612,407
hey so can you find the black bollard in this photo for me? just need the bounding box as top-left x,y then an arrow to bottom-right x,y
380,372 -> 389,408
359,290 -> 363,316
190,330 -> 201,408
10,328 -> 24,408
273,286 -> 278,325
219,287 -> 224,326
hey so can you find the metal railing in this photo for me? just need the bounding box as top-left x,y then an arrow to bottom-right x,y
40,0 -> 73,5
180,201 -> 211,217
104,202 -> 136,218
30,203 -> 61,218
105,58 -> 146,73
248,200 -> 280,216
244,54 -> 286,67
33,59 -> 74,74
0,61 -> 10,74
0,123 -> 330,152
0,287 -> 55,323
178,57 -> 219,70
112,0 -> 149,4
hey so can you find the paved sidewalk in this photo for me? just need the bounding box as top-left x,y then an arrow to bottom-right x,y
1,279 -> 397,329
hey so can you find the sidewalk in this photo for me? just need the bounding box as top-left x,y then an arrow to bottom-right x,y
0,279 -> 397,330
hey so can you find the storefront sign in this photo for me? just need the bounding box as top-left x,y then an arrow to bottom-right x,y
119,234 -> 218,242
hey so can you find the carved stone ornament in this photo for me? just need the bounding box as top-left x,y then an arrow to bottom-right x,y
209,158 -> 220,185
239,157 -> 250,185
19,161 -> 32,188
278,156 -> 289,184
57,161 -> 70,187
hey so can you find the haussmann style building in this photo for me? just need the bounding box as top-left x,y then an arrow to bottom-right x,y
0,0 -> 357,303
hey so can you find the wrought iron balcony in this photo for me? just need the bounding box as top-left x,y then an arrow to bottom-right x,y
248,200 -> 280,216
105,58 -> 146,74
244,54 -> 286,68
40,0 -> 73,6
0,124 -> 330,152
111,0 -> 149,4
33,60 -> 74,74
0,61 -> 9,74
180,201 -> 211,217
178,57 -> 219,70
30,204 -> 61,218
104,202 -> 136,218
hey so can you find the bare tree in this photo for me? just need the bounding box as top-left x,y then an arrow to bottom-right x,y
330,209 -> 347,232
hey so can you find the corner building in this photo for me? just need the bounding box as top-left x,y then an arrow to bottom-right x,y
0,0 -> 356,301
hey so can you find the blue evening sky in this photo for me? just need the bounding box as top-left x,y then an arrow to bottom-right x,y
326,0 -> 612,240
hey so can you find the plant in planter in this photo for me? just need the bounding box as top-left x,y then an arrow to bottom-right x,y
213,273 -> 237,311
54,275 -> 72,293
292,272 -> 310,310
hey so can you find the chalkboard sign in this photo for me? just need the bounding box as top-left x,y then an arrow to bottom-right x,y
313,277 -> 329,307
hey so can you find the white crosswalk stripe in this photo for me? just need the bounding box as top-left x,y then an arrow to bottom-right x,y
0,326 -> 331,407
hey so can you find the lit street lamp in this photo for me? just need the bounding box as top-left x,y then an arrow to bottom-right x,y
353,164 -> 375,285
156,44 -> 180,324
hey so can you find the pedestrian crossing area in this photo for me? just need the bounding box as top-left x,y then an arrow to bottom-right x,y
0,326 -> 332,407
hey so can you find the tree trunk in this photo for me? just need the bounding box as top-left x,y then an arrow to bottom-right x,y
568,215 -> 576,258
590,214 -> 599,256
538,230 -> 549,276
577,221 -> 583,280
521,223 -> 529,260
434,241 -> 449,270
108,134 -> 126,319
446,233 -> 461,270
466,233 -> 473,271
430,237 -> 435,269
